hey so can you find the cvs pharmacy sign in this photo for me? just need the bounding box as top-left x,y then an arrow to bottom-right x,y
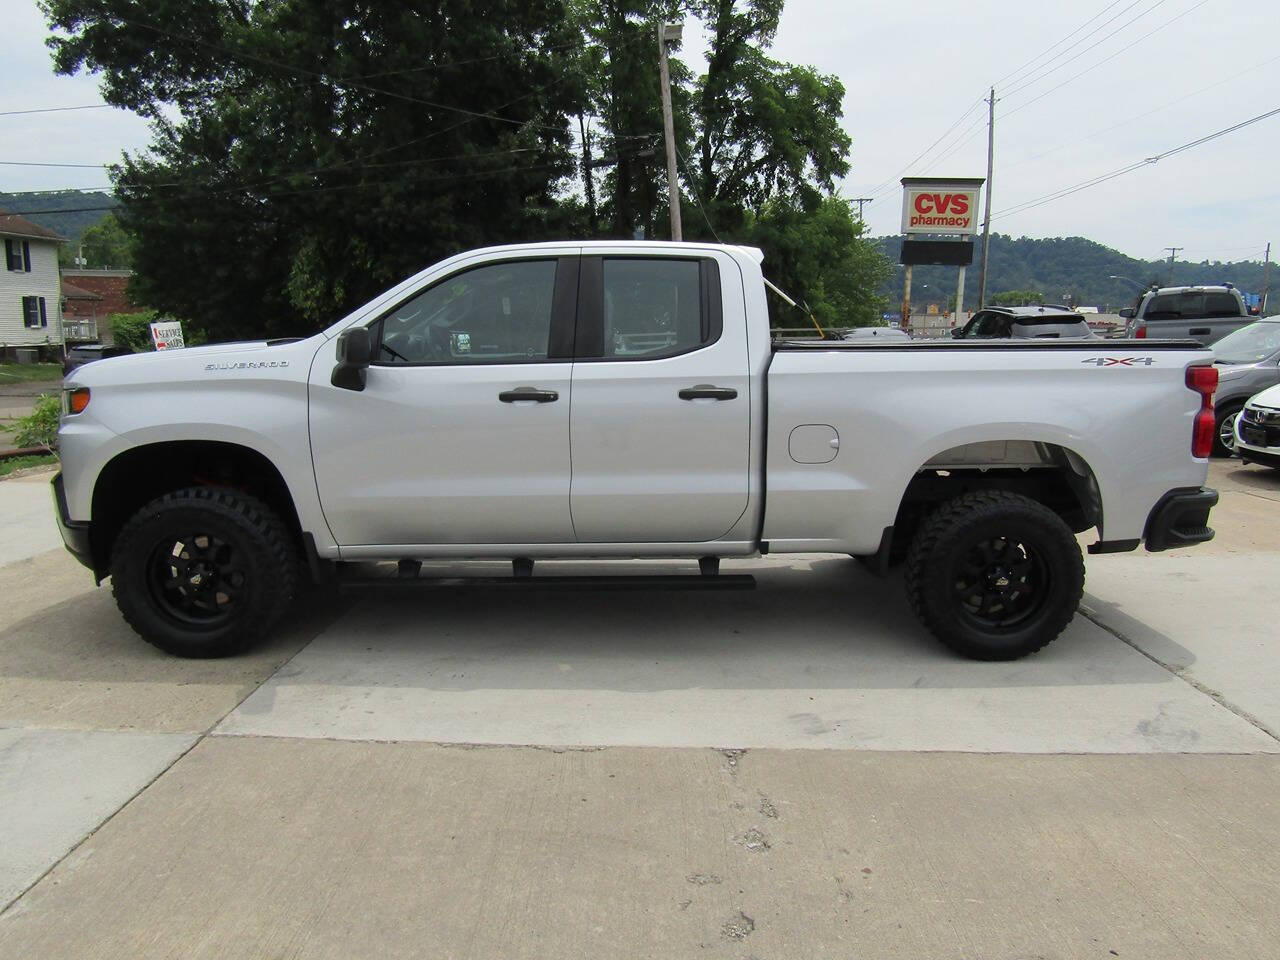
900,177 -> 984,236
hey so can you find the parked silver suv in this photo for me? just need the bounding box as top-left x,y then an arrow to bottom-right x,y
1211,317 -> 1280,456
1121,285 -> 1251,345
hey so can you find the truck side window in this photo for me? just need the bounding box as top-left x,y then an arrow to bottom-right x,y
373,259 -> 558,365
601,259 -> 705,358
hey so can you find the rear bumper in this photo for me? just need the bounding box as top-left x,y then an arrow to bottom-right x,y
1143,486 -> 1217,552
50,472 -> 93,571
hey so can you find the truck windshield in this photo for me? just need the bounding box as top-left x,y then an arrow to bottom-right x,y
1212,321 -> 1280,364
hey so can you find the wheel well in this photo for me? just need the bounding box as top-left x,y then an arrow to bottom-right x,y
89,441 -> 303,577
889,442 -> 1102,559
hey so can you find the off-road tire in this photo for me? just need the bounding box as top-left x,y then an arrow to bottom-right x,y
904,490 -> 1084,661
110,487 -> 298,658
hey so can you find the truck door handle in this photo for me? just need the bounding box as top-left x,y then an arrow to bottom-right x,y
499,387 -> 559,403
1189,327 -> 1211,336
678,385 -> 738,401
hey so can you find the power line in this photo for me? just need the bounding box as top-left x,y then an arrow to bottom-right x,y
991,0 -> 1132,89
1001,0 -> 1172,99
3,160 -> 576,217
993,105 -> 1280,220
1002,51 -> 1280,171
112,16 -> 571,135
1002,0 -> 1211,119
0,104 -> 114,118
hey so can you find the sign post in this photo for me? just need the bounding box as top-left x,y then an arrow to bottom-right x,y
900,177 -> 985,331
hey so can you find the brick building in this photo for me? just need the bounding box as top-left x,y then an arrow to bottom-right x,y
59,268 -> 138,344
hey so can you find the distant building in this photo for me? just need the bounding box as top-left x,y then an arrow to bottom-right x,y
60,281 -> 105,342
0,208 -> 67,357
60,268 -> 138,344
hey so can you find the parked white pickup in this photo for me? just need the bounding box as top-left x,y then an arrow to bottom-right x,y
54,241 -> 1220,661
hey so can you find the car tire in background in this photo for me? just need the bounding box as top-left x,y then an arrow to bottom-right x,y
1213,403 -> 1243,459
904,490 -> 1084,661
109,487 -> 299,658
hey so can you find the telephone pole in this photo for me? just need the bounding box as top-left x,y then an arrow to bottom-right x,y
977,86 -> 996,308
1262,241 -> 1272,314
850,197 -> 873,221
1164,246 -> 1183,283
657,22 -> 683,242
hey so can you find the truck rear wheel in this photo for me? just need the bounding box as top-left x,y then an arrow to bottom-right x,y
904,491 -> 1084,660
109,487 -> 299,658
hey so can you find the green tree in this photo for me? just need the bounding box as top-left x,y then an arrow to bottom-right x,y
684,0 -> 850,235
77,212 -> 134,268
43,0 -> 584,341
989,289 -> 1044,307
747,196 -> 888,329
572,0 -> 690,239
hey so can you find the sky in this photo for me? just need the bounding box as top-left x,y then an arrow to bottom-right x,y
2,0 -> 1275,264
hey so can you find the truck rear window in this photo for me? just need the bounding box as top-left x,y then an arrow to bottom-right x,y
1144,292 -> 1239,320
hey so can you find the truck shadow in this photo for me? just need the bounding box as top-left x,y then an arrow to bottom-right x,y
0,555 -> 1197,695
249,555 -> 1195,693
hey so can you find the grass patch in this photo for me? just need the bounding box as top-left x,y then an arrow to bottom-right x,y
0,453 -> 58,477
0,363 -> 63,383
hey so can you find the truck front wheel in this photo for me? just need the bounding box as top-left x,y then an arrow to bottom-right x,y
109,487 -> 299,658
904,491 -> 1084,660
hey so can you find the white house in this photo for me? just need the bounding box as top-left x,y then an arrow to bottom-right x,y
1,208 -> 66,357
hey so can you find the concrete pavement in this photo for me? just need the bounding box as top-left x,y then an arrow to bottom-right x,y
1,459 -> 1278,957
2,739 -> 1278,959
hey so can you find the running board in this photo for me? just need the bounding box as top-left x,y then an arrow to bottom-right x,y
338,574 -> 756,592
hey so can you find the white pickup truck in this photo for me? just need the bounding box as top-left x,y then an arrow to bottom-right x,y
53,242 -> 1220,661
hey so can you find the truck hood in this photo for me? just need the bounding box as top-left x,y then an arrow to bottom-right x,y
65,337 -> 320,387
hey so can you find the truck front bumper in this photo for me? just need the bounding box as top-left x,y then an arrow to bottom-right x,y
1143,486 -> 1218,552
51,472 -> 94,571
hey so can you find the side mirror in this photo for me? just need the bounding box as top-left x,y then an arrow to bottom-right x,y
950,327 -> 963,339
331,327 -> 371,391
1118,307 -> 1135,319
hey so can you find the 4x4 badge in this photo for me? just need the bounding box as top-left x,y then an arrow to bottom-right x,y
1081,357 -> 1155,366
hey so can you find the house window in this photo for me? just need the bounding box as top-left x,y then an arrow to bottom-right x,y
21,296 -> 47,328
5,239 -> 31,272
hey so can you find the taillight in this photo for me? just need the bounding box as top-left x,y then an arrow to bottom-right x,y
1186,365 -> 1217,458
1134,324 -> 1147,338
65,387 -> 90,415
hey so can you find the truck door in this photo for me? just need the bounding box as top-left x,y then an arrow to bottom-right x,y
309,255 -> 579,547
567,253 -> 751,542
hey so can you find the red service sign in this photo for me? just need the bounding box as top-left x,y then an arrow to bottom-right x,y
901,179 -> 983,236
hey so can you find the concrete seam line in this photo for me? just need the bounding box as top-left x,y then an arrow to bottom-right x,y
1078,607 -> 1280,745
0,732 -> 202,917
0,622 -> 333,916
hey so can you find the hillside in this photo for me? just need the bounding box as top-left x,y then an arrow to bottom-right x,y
876,234 -> 1271,312
0,190 -> 116,244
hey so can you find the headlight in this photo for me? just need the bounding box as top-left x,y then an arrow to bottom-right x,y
62,387 -> 90,416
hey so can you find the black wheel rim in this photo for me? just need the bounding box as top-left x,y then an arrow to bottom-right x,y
951,535 -> 1049,632
146,532 -> 247,627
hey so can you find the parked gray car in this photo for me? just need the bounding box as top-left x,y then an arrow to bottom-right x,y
1121,284 -> 1253,345
1211,317 -> 1280,456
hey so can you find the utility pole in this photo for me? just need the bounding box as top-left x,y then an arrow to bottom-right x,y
977,86 -> 996,308
850,197 -> 873,221
1164,246 -> 1183,283
1262,241 -> 1271,314
657,22 -> 683,242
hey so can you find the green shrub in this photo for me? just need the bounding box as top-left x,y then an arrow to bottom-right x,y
108,310 -> 159,351
13,394 -> 62,451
